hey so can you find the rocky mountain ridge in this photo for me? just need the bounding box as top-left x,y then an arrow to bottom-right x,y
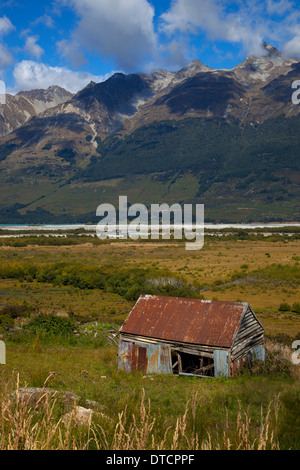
0,43 -> 299,224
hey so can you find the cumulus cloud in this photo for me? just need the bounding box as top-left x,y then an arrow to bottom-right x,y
0,43 -> 13,69
160,0 -> 267,57
57,39 -> 87,68
266,0 -> 294,16
283,33 -> 300,57
159,39 -> 192,70
10,60 -> 112,93
60,0 -> 158,71
0,16 -> 14,72
31,14 -> 55,28
160,0 -> 300,61
0,16 -> 14,36
24,36 -> 44,60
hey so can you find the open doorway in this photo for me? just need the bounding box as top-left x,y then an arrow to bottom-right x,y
171,351 -> 215,377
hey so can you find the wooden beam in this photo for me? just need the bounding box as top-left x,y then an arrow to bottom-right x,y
196,363 -> 214,373
178,353 -> 182,373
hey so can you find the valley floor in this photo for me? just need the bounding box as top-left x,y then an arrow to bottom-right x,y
0,236 -> 300,449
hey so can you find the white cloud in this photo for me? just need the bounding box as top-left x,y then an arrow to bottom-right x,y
160,0 -> 300,60
159,40 -> 192,70
0,16 -> 14,36
266,0 -> 294,16
0,16 -> 14,73
160,0 -> 266,57
0,43 -> 13,69
31,14 -> 55,28
10,60 -> 112,93
24,36 -> 44,60
60,0 -> 158,71
283,34 -> 300,57
57,39 -> 87,67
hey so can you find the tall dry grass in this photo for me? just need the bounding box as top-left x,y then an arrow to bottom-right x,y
97,389 -> 280,450
0,375 -> 93,450
0,375 -> 280,450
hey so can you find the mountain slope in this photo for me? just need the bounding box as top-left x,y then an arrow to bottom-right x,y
0,86 -> 73,138
0,44 -> 299,224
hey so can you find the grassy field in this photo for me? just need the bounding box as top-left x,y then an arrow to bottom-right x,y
0,235 -> 300,449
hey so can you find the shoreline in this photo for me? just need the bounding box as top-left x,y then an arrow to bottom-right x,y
1,222 -> 300,232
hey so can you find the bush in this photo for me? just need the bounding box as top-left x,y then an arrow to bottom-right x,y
0,315 -> 14,329
279,303 -> 291,312
250,350 -> 291,376
292,303 -> 300,314
28,314 -> 76,337
1,304 -> 32,319
0,261 -> 200,302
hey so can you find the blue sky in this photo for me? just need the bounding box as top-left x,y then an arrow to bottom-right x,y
1,0 -> 300,93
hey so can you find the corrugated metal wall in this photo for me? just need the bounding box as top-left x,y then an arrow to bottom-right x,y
214,350 -> 229,378
118,340 -> 172,375
118,340 -> 265,378
249,345 -> 266,363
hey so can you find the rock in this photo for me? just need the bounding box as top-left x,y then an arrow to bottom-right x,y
62,406 -> 112,426
9,387 -> 107,417
62,406 -> 94,426
11,388 -> 80,410
84,399 -> 104,410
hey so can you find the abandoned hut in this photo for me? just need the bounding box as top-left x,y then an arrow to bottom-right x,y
118,295 -> 265,378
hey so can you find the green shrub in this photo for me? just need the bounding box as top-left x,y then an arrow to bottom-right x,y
292,302 -> 300,314
28,314 -> 76,337
0,261 -> 200,302
0,314 -> 14,329
279,303 -> 291,312
1,304 -> 32,319
250,350 -> 291,376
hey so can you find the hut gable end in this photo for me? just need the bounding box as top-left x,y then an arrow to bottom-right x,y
231,306 -> 265,360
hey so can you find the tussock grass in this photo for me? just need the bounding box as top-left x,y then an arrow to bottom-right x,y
0,375 -> 280,450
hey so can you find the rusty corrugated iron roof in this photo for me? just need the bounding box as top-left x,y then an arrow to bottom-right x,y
120,295 -> 249,348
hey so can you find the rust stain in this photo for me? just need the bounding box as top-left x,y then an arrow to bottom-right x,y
120,295 -> 248,348
130,344 -> 148,373
147,346 -> 160,374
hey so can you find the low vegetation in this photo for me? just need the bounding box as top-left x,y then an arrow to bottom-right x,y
0,374 -> 286,450
0,261 -> 200,302
0,236 -> 299,450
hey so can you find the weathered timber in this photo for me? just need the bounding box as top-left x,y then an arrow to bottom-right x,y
119,296 -> 265,378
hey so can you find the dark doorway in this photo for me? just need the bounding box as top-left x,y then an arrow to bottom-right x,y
172,350 -> 214,377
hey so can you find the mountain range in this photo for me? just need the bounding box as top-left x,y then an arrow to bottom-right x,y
0,42 -> 300,224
